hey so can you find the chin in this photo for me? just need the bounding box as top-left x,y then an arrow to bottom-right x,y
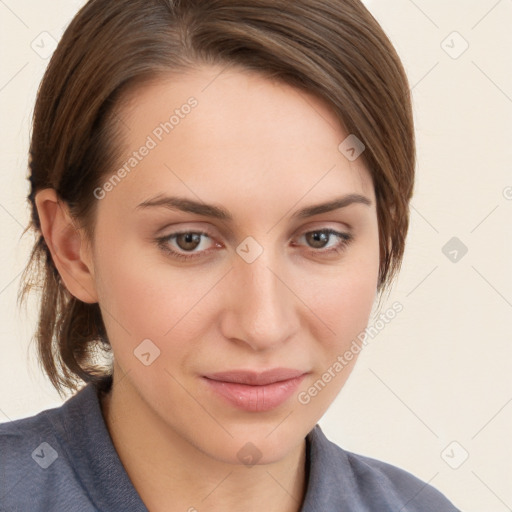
196,418 -> 310,467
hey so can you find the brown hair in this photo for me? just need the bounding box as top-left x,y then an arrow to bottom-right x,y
18,0 -> 415,398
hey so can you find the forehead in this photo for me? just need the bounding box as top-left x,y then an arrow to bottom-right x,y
125,66 -> 345,136
103,65 -> 374,218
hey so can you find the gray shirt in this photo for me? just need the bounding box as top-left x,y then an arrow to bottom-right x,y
0,377 -> 461,511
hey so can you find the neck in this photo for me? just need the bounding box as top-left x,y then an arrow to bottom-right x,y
99,373 -> 308,512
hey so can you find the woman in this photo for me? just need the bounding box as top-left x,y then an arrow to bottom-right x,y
1,0 -> 460,510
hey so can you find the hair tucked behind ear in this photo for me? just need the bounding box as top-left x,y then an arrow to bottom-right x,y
18,0 -> 415,397
18,241 -> 111,396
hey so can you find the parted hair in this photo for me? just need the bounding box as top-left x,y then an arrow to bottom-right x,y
18,0 -> 415,397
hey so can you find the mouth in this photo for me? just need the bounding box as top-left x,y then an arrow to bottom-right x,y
203,367 -> 307,385
202,368 -> 309,412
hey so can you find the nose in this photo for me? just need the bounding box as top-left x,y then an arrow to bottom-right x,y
220,245 -> 299,352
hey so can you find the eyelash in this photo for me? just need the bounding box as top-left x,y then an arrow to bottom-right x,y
155,228 -> 354,262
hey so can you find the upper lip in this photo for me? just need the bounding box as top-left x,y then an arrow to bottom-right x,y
203,368 -> 307,386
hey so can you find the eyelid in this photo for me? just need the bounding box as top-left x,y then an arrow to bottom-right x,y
156,223 -> 354,262
296,220 -> 352,234
157,221 -> 352,244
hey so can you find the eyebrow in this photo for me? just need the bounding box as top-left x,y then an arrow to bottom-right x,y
135,193 -> 371,220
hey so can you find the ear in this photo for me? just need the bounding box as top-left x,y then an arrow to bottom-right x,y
34,188 -> 98,304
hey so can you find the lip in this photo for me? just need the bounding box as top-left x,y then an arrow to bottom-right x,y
204,368 -> 306,385
202,368 -> 308,412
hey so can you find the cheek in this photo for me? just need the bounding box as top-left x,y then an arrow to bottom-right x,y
305,240 -> 380,344
94,238 -> 222,362
309,270 -> 377,347
294,257 -> 378,413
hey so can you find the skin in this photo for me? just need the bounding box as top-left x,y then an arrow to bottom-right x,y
35,64 -> 380,512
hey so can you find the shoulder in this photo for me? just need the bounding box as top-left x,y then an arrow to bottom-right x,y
0,401 -> 62,472
306,425 -> 461,511
0,387 -> 98,511
344,448 -> 459,510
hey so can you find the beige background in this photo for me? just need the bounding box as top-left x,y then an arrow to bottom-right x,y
1,1 -> 511,510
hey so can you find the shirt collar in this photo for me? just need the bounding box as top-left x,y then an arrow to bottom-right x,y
54,377 -> 149,511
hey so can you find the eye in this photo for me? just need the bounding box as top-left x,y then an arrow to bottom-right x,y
295,228 -> 354,257
155,227 -> 354,262
155,230 -> 218,261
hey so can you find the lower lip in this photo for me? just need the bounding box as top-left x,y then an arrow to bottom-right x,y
202,374 -> 307,412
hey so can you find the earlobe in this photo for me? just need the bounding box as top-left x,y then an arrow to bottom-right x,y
34,188 -> 98,304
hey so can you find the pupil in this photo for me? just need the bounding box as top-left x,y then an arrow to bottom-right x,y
309,231 -> 327,248
180,233 -> 200,250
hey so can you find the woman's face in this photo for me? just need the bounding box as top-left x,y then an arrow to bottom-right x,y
88,64 -> 380,464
